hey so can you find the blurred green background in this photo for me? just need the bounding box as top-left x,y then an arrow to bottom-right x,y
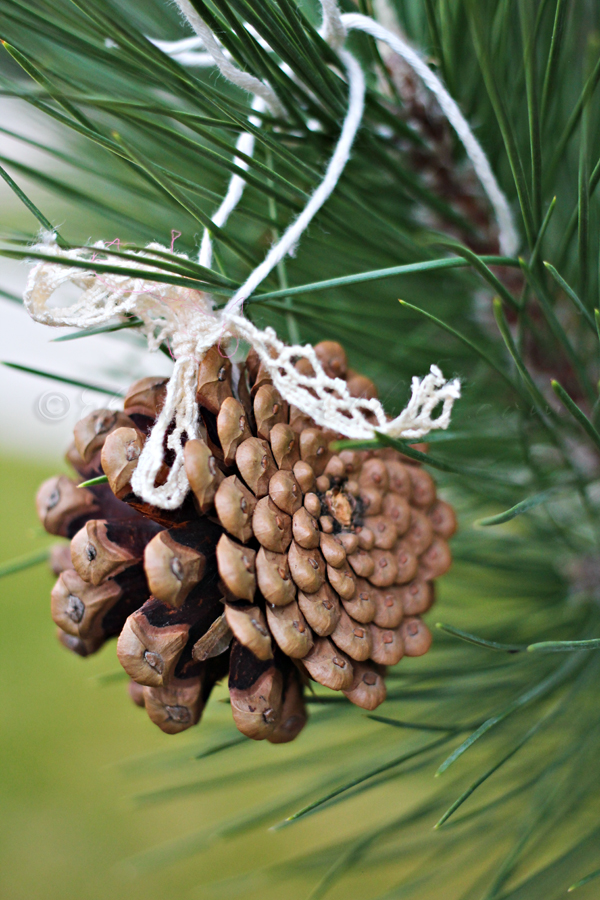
0,455 -> 473,900
0,456 -> 421,900
0,455 -> 187,900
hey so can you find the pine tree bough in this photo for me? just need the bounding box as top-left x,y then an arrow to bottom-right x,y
5,0 -> 600,890
24,0 -> 472,514
37,340 -> 456,739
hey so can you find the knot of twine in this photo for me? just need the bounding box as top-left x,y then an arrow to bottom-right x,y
21,0 -> 513,509
24,237 -> 460,509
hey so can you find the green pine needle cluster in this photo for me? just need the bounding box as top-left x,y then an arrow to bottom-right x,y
2,0 -> 600,897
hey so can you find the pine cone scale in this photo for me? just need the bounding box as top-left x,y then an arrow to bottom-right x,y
38,340 -> 455,740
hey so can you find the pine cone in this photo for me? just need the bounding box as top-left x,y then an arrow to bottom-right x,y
37,342 -> 456,742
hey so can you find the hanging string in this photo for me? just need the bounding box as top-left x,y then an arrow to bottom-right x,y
198,94 -> 266,270
320,0 -> 347,48
172,0 -> 285,116
219,47 -> 365,323
162,2 -> 517,256
151,35 -> 214,67
23,0 -> 477,509
339,12 -> 518,256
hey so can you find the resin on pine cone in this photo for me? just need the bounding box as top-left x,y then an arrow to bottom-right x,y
37,341 -> 456,742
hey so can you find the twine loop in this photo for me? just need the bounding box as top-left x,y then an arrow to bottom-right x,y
21,0 -> 489,508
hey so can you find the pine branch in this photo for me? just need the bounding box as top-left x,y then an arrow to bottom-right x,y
3,1 -> 600,898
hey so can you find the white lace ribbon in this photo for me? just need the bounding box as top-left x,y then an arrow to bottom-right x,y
23,238 -> 460,508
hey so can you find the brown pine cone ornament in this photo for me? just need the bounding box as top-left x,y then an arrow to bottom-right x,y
37,342 -> 456,742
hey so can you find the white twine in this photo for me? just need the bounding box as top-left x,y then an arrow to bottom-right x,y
172,0 -> 285,117
339,13 -> 518,257
23,1 -> 473,509
198,94 -> 266,270
23,238 -> 460,509
220,46 -> 364,321
163,5 -> 518,260
320,0 -> 347,48
151,35 -> 213,64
